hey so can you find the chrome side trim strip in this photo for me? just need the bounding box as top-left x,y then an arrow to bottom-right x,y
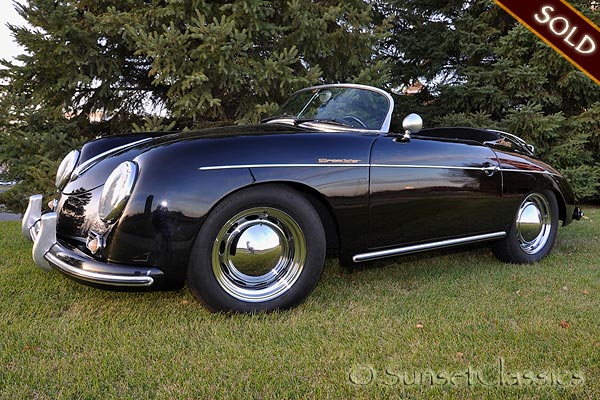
373,164 -> 558,177
199,163 -> 370,171
198,163 -> 557,177
352,231 -> 507,262
374,164 -> 556,177
199,163 -> 494,172
372,164 -> 486,171
501,169 -> 559,176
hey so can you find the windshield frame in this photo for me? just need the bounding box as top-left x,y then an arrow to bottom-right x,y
265,84 -> 395,134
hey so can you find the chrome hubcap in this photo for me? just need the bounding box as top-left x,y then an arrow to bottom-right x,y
516,193 -> 551,255
212,207 -> 306,302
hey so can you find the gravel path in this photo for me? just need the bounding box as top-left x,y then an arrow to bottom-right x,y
0,212 -> 21,222
0,186 -> 21,221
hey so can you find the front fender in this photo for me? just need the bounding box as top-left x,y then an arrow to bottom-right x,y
497,149 -> 577,227
104,151 -> 255,288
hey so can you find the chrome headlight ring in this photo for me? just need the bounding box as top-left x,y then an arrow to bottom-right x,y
55,150 -> 80,189
98,161 -> 138,223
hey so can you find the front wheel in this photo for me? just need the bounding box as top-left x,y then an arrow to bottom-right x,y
492,190 -> 559,264
187,185 -> 326,312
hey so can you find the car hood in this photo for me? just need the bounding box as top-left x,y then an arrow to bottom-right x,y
62,123 -> 373,194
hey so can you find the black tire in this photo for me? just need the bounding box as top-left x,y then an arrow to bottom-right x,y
491,190 -> 559,264
187,185 -> 326,312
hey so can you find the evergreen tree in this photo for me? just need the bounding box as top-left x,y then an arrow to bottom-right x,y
115,0 -> 390,122
2,0 -> 599,212
385,0 -> 600,200
0,0 -> 389,211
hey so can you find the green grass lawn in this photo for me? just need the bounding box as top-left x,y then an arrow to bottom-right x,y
1,208 -> 599,399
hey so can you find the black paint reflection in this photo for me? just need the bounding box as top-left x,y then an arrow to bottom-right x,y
369,137 -> 505,248
56,188 -> 93,241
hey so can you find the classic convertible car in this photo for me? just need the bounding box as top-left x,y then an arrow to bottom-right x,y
22,84 -> 583,312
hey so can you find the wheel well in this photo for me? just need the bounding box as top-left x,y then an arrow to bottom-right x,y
218,182 -> 341,253
285,182 -> 340,253
552,189 -> 567,224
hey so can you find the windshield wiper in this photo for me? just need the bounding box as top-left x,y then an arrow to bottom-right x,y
262,116 -> 356,129
293,118 -> 354,128
260,114 -> 296,123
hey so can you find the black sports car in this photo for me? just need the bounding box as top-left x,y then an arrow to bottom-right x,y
22,84 -> 583,312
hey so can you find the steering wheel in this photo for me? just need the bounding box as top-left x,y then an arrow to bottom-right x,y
340,115 -> 368,128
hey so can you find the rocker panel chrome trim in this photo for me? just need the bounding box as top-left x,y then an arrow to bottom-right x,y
352,231 -> 507,262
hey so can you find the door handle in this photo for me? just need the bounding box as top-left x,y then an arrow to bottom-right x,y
482,163 -> 500,176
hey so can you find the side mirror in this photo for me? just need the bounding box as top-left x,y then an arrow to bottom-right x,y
402,114 -> 423,139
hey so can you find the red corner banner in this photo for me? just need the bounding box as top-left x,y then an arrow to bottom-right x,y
494,0 -> 600,85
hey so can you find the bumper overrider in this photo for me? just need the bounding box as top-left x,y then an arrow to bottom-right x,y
22,194 -> 164,288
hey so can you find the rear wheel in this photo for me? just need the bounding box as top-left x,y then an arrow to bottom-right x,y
492,190 -> 559,264
188,185 -> 326,312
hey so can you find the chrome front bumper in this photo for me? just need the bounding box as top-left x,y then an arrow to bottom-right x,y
22,194 -> 163,287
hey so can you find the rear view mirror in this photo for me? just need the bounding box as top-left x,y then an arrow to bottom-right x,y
399,113 -> 423,140
402,113 -> 423,133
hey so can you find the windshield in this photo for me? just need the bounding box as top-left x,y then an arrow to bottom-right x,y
273,86 -> 392,131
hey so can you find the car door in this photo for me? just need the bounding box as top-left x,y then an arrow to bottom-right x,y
368,135 -> 505,250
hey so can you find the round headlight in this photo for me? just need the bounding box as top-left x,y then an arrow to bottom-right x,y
55,150 -> 80,189
98,161 -> 138,223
